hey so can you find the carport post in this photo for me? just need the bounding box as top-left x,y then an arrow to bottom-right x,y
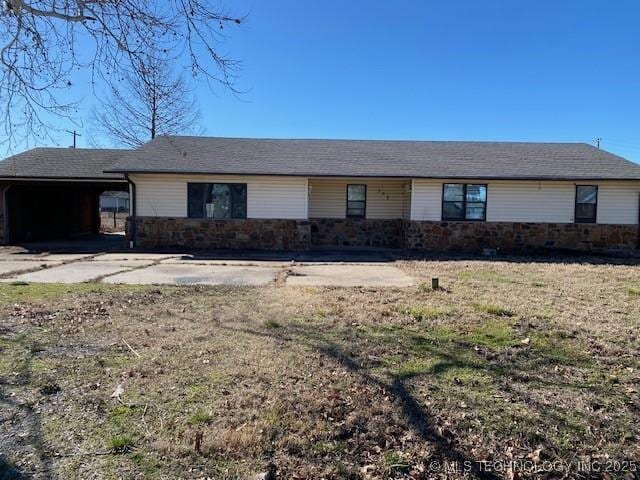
127,175 -> 136,249
1,185 -> 10,244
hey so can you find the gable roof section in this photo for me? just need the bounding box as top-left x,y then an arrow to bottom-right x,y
106,136 -> 640,181
0,147 -> 129,181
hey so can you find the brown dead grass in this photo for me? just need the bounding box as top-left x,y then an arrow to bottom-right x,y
0,257 -> 639,479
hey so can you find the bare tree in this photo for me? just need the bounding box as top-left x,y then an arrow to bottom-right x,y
0,1 -> 242,148
93,57 -> 202,148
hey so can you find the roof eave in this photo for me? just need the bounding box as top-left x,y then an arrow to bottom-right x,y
0,176 -> 127,182
109,169 -> 640,181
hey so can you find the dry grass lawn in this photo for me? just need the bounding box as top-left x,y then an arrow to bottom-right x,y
1,257 -> 639,479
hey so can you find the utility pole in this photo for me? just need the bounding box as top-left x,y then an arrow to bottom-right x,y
66,130 -> 81,148
595,138 -> 602,149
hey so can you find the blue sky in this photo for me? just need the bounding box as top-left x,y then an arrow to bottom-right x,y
16,0 -> 640,163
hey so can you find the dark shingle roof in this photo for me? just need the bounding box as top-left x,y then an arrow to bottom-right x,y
0,147 -> 129,181
107,136 -> 640,180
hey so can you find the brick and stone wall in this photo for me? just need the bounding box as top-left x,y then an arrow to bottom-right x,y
128,216 -> 639,254
405,221 -> 639,254
310,218 -> 404,248
131,217 -> 310,250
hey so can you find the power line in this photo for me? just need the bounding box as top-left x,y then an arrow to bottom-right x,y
65,130 -> 81,148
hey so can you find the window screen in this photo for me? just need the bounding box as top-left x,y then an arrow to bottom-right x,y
347,184 -> 366,218
442,184 -> 487,221
575,185 -> 597,223
188,183 -> 247,219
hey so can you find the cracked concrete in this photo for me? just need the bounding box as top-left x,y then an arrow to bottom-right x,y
0,249 -> 415,287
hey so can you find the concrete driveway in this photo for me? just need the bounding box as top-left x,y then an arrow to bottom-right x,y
0,248 -> 414,287
286,265 -> 414,287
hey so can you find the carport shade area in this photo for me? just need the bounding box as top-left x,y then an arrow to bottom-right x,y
0,148 -> 130,243
5,181 -> 125,242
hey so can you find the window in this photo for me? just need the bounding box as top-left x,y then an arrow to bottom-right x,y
346,184 -> 366,218
575,185 -> 598,223
442,183 -> 487,221
188,183 -> 247,219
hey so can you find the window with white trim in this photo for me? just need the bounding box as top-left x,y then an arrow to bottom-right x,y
575,185 -> 598,223
346,184 -> 366,218
442,183 -> 487,221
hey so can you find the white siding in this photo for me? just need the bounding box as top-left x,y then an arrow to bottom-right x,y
598,183 -> 640,224
410,180 -> 443,221
130,174 -> 640,224
308,178 -> 410,219
130,174 -> 308,219
308,179 -> 344,218
487,182 -> 575,223
132,174 -> 185,217
411,179 -> 640,224
402,184 -> 411,220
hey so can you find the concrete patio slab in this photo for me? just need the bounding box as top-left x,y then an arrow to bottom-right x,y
285,265 -> 414,287
0,252 -> 96,262
0,248 -> 417,287
295,250 -> 395,263
38,253 -> 97,262
0,260 -> 62,276
103,264 -> 279,286
94,253 -> 181,261
161,257 -> 291,267
0,252 -> 54,261
13,234 -> 126,254
5,260 -> 152,284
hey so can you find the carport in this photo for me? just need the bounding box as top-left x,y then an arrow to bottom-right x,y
0,147 -> 130,244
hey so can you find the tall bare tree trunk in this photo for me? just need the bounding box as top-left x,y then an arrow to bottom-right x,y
93,57 -> 201,147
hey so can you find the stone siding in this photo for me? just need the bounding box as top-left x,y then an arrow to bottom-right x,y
310,218 -> 404,248
405,221 -> 639,254
128,216 -> 639,254
131,217 -> 310,250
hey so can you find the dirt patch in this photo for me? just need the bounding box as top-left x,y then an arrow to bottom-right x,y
0,258 -> 639,479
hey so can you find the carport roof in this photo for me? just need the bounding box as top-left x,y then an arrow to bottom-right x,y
0,147 -> 129,181
105,135 -> 640,181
